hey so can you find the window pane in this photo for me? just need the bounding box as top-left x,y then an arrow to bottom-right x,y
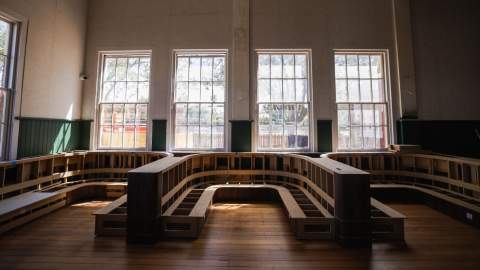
335,79 -> 347,102
115,58 -> 127,81
295,54 -> 307,78
285,125 -> 296,148
258,54 -> 270,78
297,126 -> 309,148
283,79 -> 295,102
374,104 -> 387,126
188,82 -> 200,102
351,127 -> 362,149
271,55 -> 282,78
258,104 -> 271,125
258,79 -> 270,102
138,82 -> 149,102
283,55 -> 294,78
271,125 -> 283,149
212,126 -> 224,148
135,126 -> 147,148
348,79 -> 359,102
346,55 -> 358,78
296,104 -> 309,127
104,58 -> 116,81
199,126 -> 211,148
212,82 -> 224,102
112,104 -> 124,125
201,82 -> 212,102
102,82 -> 114,102
338,126 -> 350,149
114,82 -> 126,102
271,104 -> 283,126
213,57 -> 225,81
139,58 -> 150,81
126,82 -> 138,102
360,80 -> 371,102
99,126 -> 112,148
200,104 -> 212,126
258,125 -> 270,149
175,104 -> 187,125
136,104 -> 148,125
127,58 -> 139,81
295,79 -> 308,102
100,104 -> 113,125
284,105 -> 295,126
337,105 -> 349,128
370,55 -> 383,78
124,104 -> 136,125
201,57 -> 213,81
175,82 -> 188,102
372,79 -> 385,102
334,55 -> 346,79
212,104 -> 224,125
176,57 -> 189,81
350,104 -> 362,126
187,126 -> 200,148
363,126 -> 375,149
362,104 -> 374,126
123,126 -> 135,148
359,55 -> 370,78
271,79 -> 282,102
375,126 -> 387,148
111,126 -> 124,148
189,57 -> 201,81
175,126 -> 187,148
187,104 -> 200,125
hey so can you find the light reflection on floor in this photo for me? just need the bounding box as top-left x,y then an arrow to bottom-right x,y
70,200 -> 111,208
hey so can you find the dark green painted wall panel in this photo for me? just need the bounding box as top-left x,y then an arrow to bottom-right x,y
17,118 -> 92,159
152,120 -> 167,151
397,119 -> 480,158
231,120 -> 252,152
317,120 -> 332,152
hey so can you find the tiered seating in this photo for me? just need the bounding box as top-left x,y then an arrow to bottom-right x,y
0,151 -> 169,234
324,147 -> 480,227
125,153 -> 405,246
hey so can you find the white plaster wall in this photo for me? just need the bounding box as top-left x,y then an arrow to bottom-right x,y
0,0 -> 87,120
81,0 -> 233,121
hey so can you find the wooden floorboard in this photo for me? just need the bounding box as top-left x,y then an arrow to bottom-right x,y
1,201 -> 480,269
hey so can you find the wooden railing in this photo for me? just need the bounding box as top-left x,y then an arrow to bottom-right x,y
323,150 -> 480,225
0,151 -> 170,200
127,153 -> 373,247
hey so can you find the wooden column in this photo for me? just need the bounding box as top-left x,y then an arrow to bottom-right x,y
333,164 -> 371,247
127,157 -> 181,244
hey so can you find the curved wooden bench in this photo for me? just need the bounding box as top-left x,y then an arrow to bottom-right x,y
0,151 -> 169,234
323,150 -> 480,227
127,153 -> 405,246
161,183 -> 335,240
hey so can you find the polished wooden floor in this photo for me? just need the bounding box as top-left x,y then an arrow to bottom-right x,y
1,201 -> 480,270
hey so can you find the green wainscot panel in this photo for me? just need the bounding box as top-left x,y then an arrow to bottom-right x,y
230,120 -> 252,152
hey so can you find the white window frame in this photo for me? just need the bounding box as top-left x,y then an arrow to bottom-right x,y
169,49 -> 229,152
253,49 -> 314,152
0,15 -> 19,160
332,49 -> 394,151
94,51 -> 152,150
